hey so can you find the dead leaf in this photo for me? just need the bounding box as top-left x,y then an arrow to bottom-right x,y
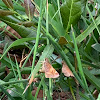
58,36 -> 67,45
5,26 -> 21,39
24,0 -> 35,20
18,21 -> 34,27
28,73 -> 34,85
62,61 -> 74,77
43,58 -> 59,78
2,0 -> 13,9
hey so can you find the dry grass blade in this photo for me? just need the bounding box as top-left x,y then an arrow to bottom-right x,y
2,0 -> 13,9
24,0 -> 35,20
19,54 -> 28,67
23,73 -> 34,94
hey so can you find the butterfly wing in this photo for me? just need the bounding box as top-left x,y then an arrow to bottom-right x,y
44,59 -> 59,78
62,61 -> 74,77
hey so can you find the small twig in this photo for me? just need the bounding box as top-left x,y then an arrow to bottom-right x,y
19,54 -> 28,67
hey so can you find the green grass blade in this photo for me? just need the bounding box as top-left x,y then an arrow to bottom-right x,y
83,68 -> 100,90
0,79 -> 28,86
86,4 -> 100,35
81,59 -> 100,69
3,72 -> 14,82
0,37 -> 36,59
34,75 -> 44,100
92,43 -> 100,52
15,55 -> 24,89
76,16 -> 100,43
0,85 -> 15,100
57,0 -> 62,25
71,27 -> 87,85
8,53 -> 17,78
0,54 -> 16,69
31,0 -> 46,72
42,78 -> 48,100
46,0 -> 49,44
71,26 -> 94,99
21,45 -> 35,68
68,79 -> 76,100
49,78 -> 53,100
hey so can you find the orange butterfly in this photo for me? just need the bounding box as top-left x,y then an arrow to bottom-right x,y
62,61 -> 74,77
42,58 -> 59,78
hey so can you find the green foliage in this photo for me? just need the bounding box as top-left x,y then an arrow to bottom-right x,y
92,43 -> 100,52
60,0 -> 87,31
84,68 -> 100,90
0,0 -> 100,100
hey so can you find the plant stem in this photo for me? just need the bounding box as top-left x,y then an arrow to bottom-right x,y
34,75 -> 44,100
31,0 -> 46,72
49,78 -> 53,100
0,79 -> 28,86
68,78 -> 76,100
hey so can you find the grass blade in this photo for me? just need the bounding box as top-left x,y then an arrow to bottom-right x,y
71,26 -> 94,99
31,0 -> 46,72
0,85 -> 15,100
86,4 -> 100,35
84,68 -> 100,90
0,37 -> 36,60
76,16 -> 100,43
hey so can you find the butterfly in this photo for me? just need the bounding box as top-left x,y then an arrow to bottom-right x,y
42,58 -> 59,78
62,61 -> 74,77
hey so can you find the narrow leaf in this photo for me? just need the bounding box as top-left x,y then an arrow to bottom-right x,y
71,26 -> 91,95
0,37 -> 36,59
0,85 -> 15,100
24,0 -> 35,20
84,68 -> 100,90
48,4 -> 59,21
0,10 -> 14,16
76,16 -> 100,43
0,54 -> 16,69
92,43 -> 100,52
0,17 -> 36,38
2,0 -> 13,9
19,21 -> 35,27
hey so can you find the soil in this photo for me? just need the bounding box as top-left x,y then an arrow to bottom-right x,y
32,87 -> 73,100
